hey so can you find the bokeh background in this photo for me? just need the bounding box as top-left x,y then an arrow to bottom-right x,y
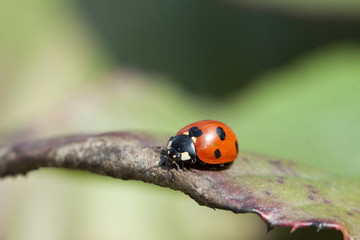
1,0 -> 360,239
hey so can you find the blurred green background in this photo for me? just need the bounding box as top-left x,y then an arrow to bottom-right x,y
1,0 -> 360,239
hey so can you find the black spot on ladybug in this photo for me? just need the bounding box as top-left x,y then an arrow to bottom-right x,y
235,141 -> 238,153
189,126 -> 202,137
216,127 -> 226,140
214,149 -> 221,159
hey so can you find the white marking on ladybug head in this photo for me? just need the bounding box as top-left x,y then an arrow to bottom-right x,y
180,152 -> 191,161
191,136 -> 197,143
167,150 -> 170,154
167,140 -> 173,148
173,155 -> 177,158
183,131 -> 189,135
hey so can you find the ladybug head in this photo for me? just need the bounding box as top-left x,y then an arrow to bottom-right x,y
166,135 -> 197,163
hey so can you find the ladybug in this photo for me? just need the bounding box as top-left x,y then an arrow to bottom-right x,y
163,120 -> 238,168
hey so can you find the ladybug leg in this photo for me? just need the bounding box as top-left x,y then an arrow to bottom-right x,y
158,157 -> 166,166
158,148 -> 169,166
208,165 -> 218,171
160,148 -> 167,155
172,161 -> 181,170
171,161 -> 187,171
181,161 -> 188,171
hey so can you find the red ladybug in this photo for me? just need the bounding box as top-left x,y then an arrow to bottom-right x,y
164,120 -> 238,168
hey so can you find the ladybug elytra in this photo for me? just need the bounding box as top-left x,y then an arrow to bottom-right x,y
164,120 -> 238,168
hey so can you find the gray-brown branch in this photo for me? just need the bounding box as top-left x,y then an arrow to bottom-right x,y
0,132 -> 242,210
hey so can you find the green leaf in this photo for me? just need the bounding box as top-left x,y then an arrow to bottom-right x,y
221,153 -> 360,239
224,44 -> 360,176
